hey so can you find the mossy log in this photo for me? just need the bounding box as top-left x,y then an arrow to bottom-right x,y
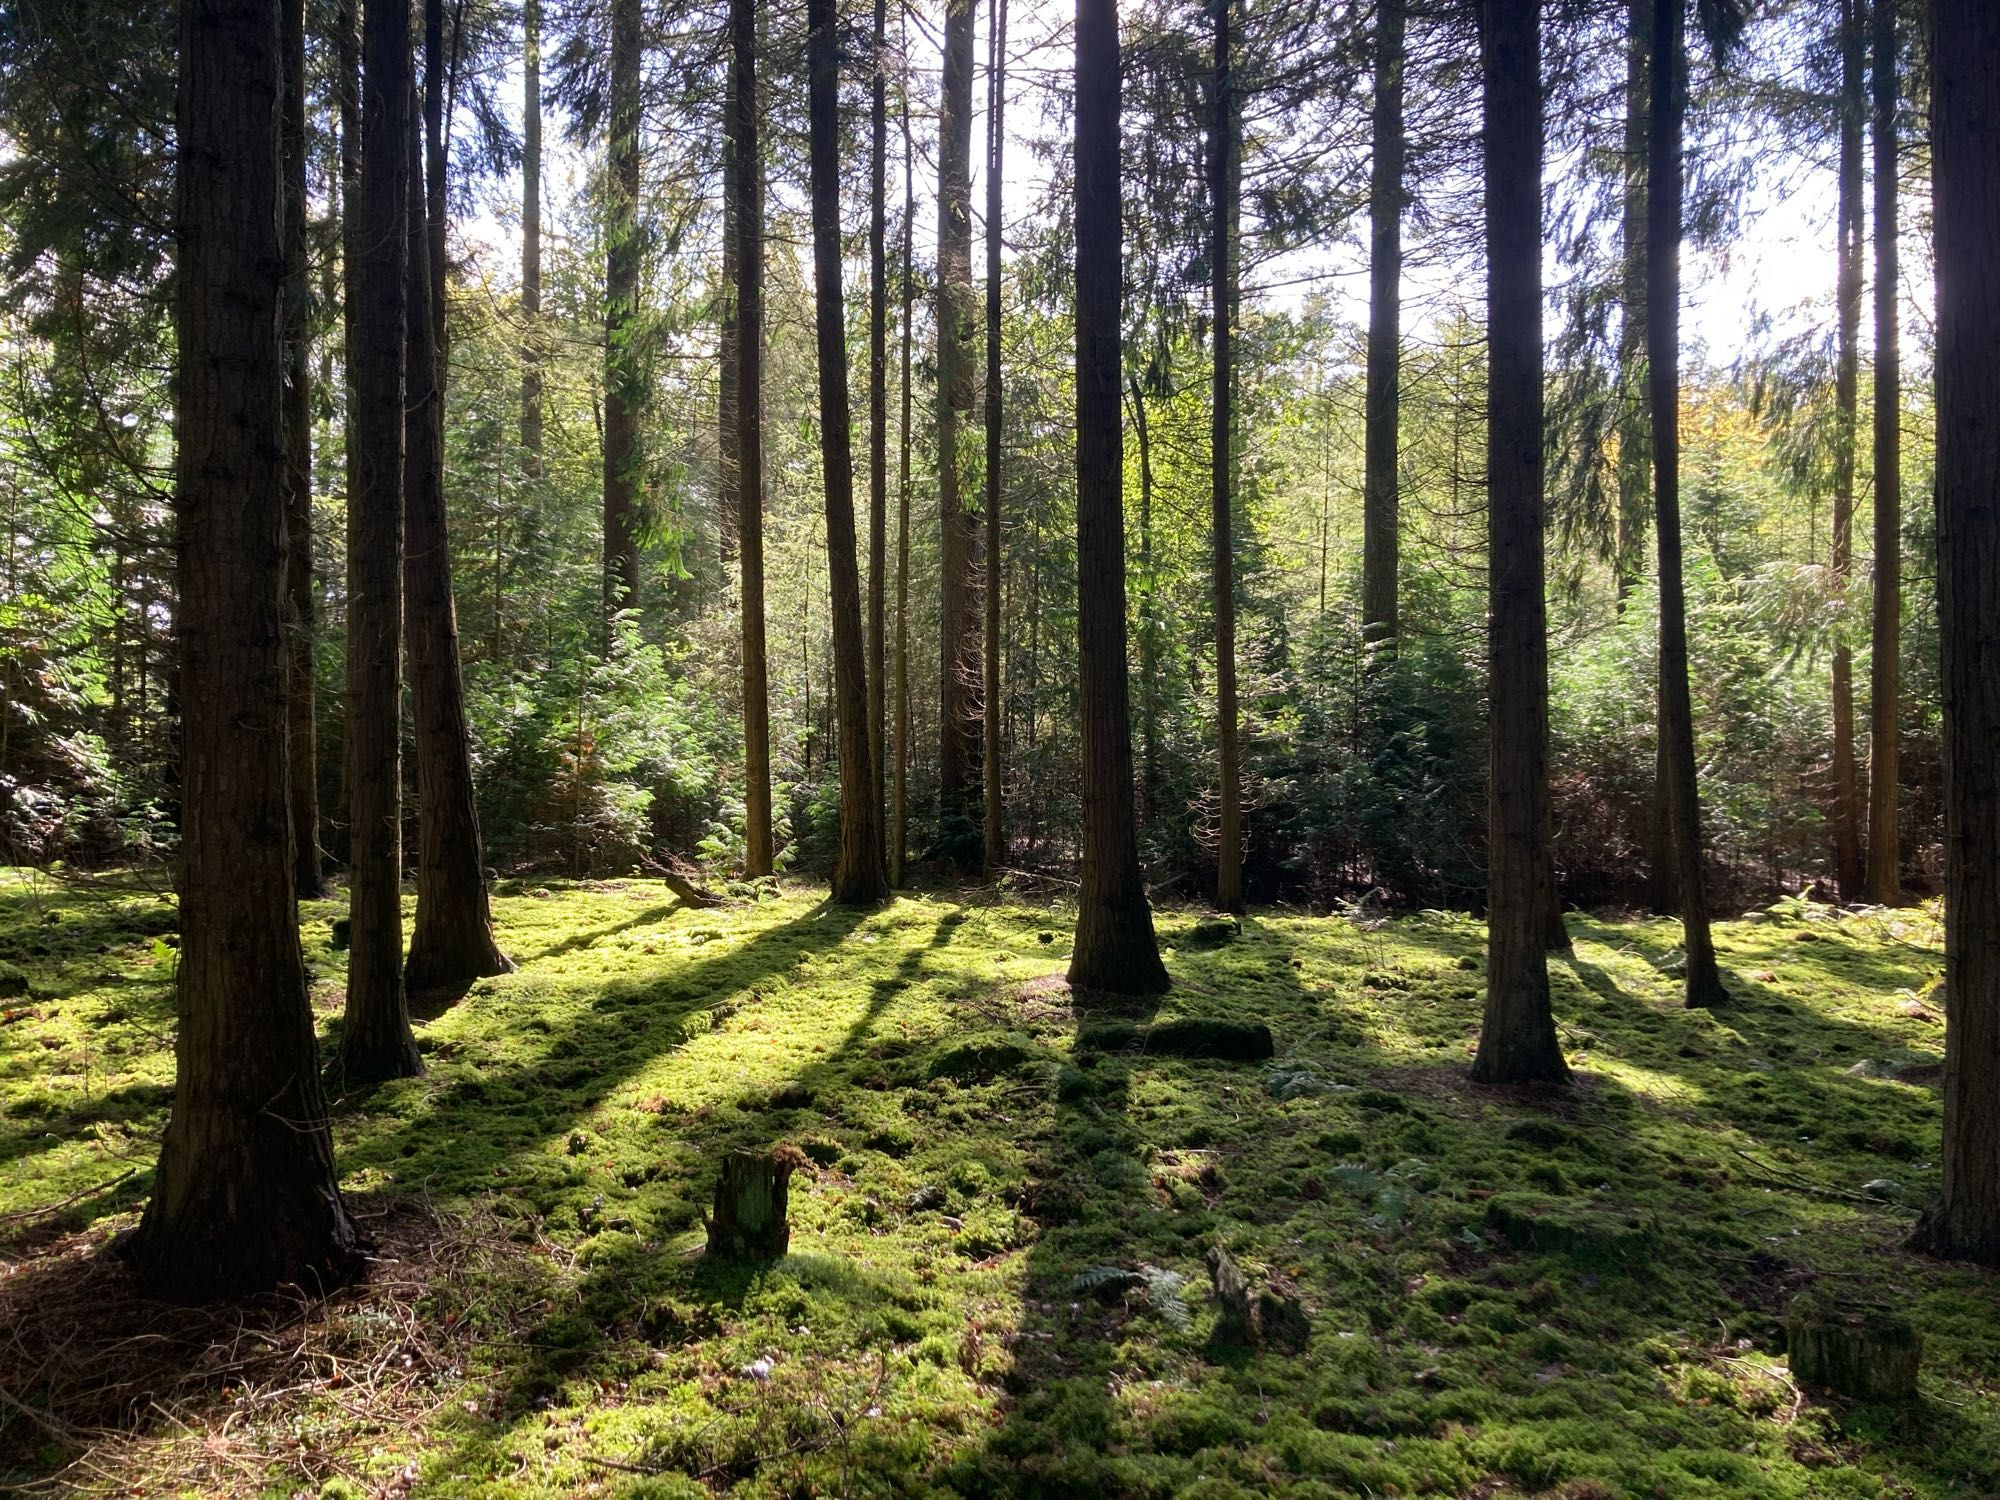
1484,1192 -> 1658,1265
705,1146 -> 804,1260
1786,1295 -> 1921,1401
1078,1017 -> 1275,1061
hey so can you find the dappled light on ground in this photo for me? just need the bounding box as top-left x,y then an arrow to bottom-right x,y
1,872 -> 1994,1496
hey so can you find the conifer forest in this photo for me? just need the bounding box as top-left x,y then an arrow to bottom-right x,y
2,0 -> 2000,1492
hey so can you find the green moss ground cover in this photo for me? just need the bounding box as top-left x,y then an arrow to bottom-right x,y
0,869 -> 1994,1497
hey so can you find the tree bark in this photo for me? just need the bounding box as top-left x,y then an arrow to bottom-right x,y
1911,0 -> 2000,1267
1210,0 -> 1243,915
808,0 -> 888,906
281,0 -> 323,899
982,0 -> 1008,875
518,0 -> 542,651
936,0 -> 982,866
1069,0 -> 1168,997
868,0 -> 889,840
892,53 -> 914,889
1829,0 -> 1864,898
1648,0 -> 1728,1009
1361,0 -> 1403,653
1616,0 -> 1651,606
403,37 -> 510,993
338,0 -> 421,1084
601,0 -> 642,628
127,0 -> 362,1301
1471,0 -> 1567,1085
1863,0 -> 1902,905
1131,370 -> 1158,825
731,0 -> 772,877
718,105 -> 738,569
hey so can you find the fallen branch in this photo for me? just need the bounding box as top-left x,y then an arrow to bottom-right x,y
1730,1150 -> 1875,1204
638,853 -> 724,908
0,1169 -> 137,1228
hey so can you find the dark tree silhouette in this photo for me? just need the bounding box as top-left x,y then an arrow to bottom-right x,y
124,0 -> 360,1298
1648,0 -> 1729,1009
1910,0 -> 2000,1269
807,0 -> 888,906
982,0 -> 1008,874
731,0 -> 773,877
601,0 -> 641,626
1361,0 -> 1403,654
1210,0 -> 1243,914
338,0 -> 421,1084
1069,0 -> 1168,997
1829,0 -> 1864,898
1471,0 -> 1567,1086
1863,0 -> 1902,905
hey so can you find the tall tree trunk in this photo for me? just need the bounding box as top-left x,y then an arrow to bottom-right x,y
982,0 -> 1008,874
1911,0 -> 2000,1268
1069,0 -> 1168,997
936,0 -> 982,865
718,114 -> 738,569
808,0 -> 888,906
337,0 -> 421,1084
514,0 -> 542,659
127,0 -> 361,1301
731,0 -> 772,877
1648,0 -> 1728,1009
1863,0 -> 1902,905
336,0 -> 361,873
1616,0 -> 1651,605
1829,0 -> 1864,898
892,53 -> 914,888
1624,0 -> 1674,920
808,0 -> 888,912
281,0 -> 323,898
1470,0 -> 1567,1086
1131,370 -> 1158,825
1361,0 -> 1403,653
868,0 -> 889,838
601,0 -> 642,628
403,30 -> 510,993
1210,0 -> 1243,914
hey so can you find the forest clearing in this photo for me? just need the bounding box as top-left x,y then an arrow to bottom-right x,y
2,874 -> 1995,1496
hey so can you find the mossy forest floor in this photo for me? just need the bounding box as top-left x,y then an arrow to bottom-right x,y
1,870 -> 1996,1498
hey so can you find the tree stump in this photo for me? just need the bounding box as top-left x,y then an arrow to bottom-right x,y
1786,1294 -> 1921,1401
706,1147 -> 804,1261
1207,1245 -> 1258,1347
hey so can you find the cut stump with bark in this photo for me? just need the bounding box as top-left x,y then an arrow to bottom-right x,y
1786,1294 -> 1921,1401
705,1146 -> 805,1261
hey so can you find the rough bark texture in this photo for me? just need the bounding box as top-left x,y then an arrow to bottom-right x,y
126,0 -> 362,1300
1210,0 -> 1243,915
601,0 -> 642,626
1863,0 -> 1901,905
1910,0 -> 2000,1268
868,0 -> 889,837
936,0 -> 982,866
1068,0 -> 1168,997
982,0 -> 1007,875
520,0 -> 542,482
403,62 -> 510,994
338,0 -> 421,1085
280,0 -> 322,899
1829,0 -> 1864,898
730,0 -> 771,878
807,0 -> 888,907
1471,0 -> 1566,1086
706,1149 -> 797,1261
718,123 -> 738,568
1133,371 -> 1159,823
1616,0 -> 1651,607
1361,0 -> 1403,652
1648,0 -> 1727,1010
892,69 -> 915,888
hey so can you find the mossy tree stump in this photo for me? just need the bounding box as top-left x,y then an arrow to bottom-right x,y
1786,1294 -> 1921,1401
706,1147 -> 804,1260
